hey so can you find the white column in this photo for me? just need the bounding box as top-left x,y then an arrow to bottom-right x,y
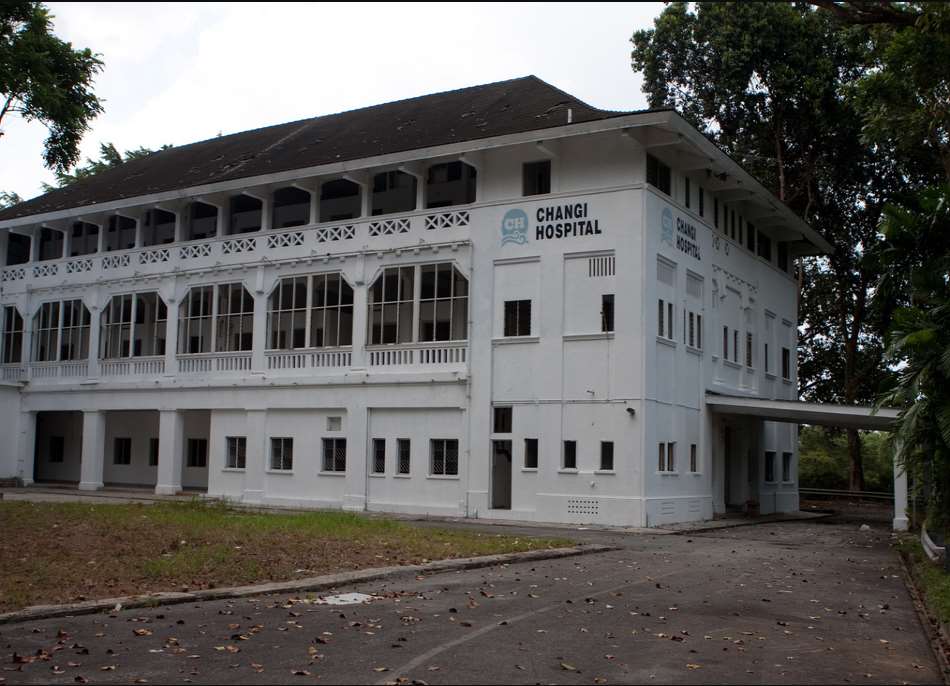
350,282 -> 368,368
155,409 -> 184,495
29,229 -> 40,262
87,305 -> 101,378
893,445 -> 909,531
243,409 -> 266,503
78,410 -> 105,491
164,296 -> 179,376
251,290 -> 267,372
343,400 -> 367,512
17,411 -> 36,486
0,229 -> 8,267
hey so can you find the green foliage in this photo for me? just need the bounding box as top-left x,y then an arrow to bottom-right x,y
44,141 -> 170,190
0,2 -> 104,172
798,426 -> 892,492
630,2 -> 918,490
0,189 -> 21,208
898,537 -> 950,623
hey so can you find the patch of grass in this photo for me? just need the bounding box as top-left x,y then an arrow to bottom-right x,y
898,537 -> 950,625
0,501 -> 569,612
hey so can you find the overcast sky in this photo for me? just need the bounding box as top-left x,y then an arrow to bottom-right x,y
1,2 -> 663,201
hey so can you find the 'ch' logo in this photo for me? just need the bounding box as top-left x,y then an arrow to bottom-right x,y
661,207 -> 674,246
501,209 -> 529,246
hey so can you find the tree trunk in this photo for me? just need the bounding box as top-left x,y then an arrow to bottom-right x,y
847,429 -> 864,492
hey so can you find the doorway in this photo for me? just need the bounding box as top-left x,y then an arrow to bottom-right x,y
491,440 -> 512,509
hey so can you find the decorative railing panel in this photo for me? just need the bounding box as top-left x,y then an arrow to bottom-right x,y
0,365 -> 25,382
138,248 -> 170,265
368,343 -> 467,367
314,225 -> 356,243
1,267 -> 25,282
368,218 -> 410,237
178,353 -> 251,373
179,243 -> 212,260
222,237 -> 257,254
32,263 -> 58,278
102,254 -> 131,270
265,349 -> 352,370
65,258 -> 94,274
266,231 -> 305,249
425,210 -> 470,231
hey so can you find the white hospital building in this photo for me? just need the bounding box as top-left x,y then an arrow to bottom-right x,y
0,76 -> 842,527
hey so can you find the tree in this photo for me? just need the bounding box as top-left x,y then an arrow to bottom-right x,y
0,190 -> 21,208
0,1 -> 104,172
631,2 -> 904,490
44,141 -> 170,190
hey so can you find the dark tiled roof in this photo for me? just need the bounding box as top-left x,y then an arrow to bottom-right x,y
1,76 -> 644,222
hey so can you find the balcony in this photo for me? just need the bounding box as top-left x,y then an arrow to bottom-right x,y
0,209 -> 472,292
367,341 -> 467,368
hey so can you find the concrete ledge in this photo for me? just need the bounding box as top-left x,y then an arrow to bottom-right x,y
0,543 -> 615,626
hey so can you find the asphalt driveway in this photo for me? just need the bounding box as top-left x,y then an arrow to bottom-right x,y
0,518 -> 941,684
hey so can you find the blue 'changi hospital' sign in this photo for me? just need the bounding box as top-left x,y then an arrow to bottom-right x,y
661,206 -> 701,261
501,203 -> 602,246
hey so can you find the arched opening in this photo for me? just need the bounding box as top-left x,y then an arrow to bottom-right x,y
272,187 -> 311,229
105,215 -> 136,252
184,202 -> 218,241
230,194 -> 262,235
143,209 -> 176,246
267,273 -> 354,350
70,222 -> 99,256
425,161 -> 476,208
320,179 -> 361,222
372,171 -> 417,216
101,292 -> 167,358
38,227 -> 64,261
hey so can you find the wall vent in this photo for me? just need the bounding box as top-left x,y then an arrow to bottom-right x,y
567,498 -> 600,516
659,500 -> 676,516
588,255 -> 615,277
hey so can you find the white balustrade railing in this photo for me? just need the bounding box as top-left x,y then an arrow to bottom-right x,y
222,236 -> 257,254
179,243 -> 212,260
368,217 -> 410,236
100,357 -> 165,377
265,348 -> 352,370
139,247 -> 170,264
1,267 -> 25,282
0,364 -> 25,382
425,210 -> 470,230
367,342 -> 467,367
65,258 -> 94,274
314,224 -> 356,243
178,352 -> 252,373
266,231 -> 305,249
102,254 -> 131,270
32,262 -> 58,278
30,360 -> 89,378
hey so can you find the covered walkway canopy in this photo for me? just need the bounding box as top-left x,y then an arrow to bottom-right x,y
705,393 -> 907,530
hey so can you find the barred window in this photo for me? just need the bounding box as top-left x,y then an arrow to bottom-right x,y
33,301 -> 60,362
372,438 -> 386,474
268,276 -> 307,349
746,332 -> 753,368
397,438 -> 411,474
216,283 -> 254,352
102,292 -> 166,359
187,439 -> 207,468
312,273 -> 354,348
419,263 -> 468,341
322,437 -> 347,472
33,300 -> 90,362
430,439 -> 459,476
270,437 -> 293,471
369,266 -> 414,344
2,305 -> 23,364
226,436 -> 246,469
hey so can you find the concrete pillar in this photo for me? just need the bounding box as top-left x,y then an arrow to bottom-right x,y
0,229 -> 8,267
28,229 -> 40,263
350,282 -> 368,369
155,409 -> 184,495
251,290 -> 267,372
343,400 -> 367,511
87,305 -> 101,378
259,195 -> 272,232
78,410 -> 105,491
243,409 -> 266,504
893,447 -> 909,531
216,204 -> 227,238
163,296 -> 179,376
17,411 -> 36,485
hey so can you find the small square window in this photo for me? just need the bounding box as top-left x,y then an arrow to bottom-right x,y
563,440 -> 577,469
600,442 -> 614,471
493,407 -> 512,433
226,436 -> 246,469
114,437 -> 132,465
327,416 -> 342,432
397,438 -> 411,474
149,437 -> 159,467
372,438 -> 386,474
271,437 -> 293,471
187,438 -> 207,468
523,160 -> 551,196
524,438 -> 538,469
322,437 -> 346,472
504,300 -> 531,337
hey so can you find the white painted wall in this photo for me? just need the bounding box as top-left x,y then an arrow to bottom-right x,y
0,384 -> 21,478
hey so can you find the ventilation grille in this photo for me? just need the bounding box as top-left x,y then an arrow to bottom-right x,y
588,255 -> 615,277
686,274 -> 703,299
688,499 -> 701,514
567,498 -> 600,516
659,500 -> 676,516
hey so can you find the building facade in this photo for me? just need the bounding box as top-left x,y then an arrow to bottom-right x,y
0,77 -> 829,526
